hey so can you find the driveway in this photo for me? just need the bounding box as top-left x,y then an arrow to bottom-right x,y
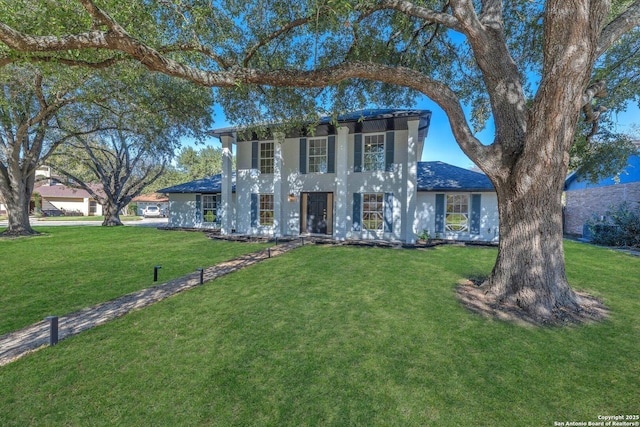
0,217 -> 168,228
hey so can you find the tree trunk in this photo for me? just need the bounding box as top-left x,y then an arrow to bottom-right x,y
102,202 -> 123,226
0,172 -> 38,237
480,161 -> 581,321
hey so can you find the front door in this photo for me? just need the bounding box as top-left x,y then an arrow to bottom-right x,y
306,193 -> 328,234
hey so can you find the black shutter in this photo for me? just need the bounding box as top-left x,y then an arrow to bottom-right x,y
384,192 -> 393,233
352,193 -> 361,231
385,131 -> 395,172
327,135 -> 335,173
251,193 -> 258,227
251,141 -> 259,170
354,134 -> 362,172
435,194 -> 445,234
299,138 -> 307,174
470,194 -> 482,235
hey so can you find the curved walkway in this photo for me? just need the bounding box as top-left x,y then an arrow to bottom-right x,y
0,239 -> 304,367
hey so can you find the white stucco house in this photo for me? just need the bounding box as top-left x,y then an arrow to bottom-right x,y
160,109 -> 499,243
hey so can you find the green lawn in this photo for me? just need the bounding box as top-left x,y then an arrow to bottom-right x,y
1,239 -> 639,426
0,226 -> 268,334
34,215 -> 142,221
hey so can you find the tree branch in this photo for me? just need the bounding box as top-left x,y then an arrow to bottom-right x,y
597,0 -> 640,57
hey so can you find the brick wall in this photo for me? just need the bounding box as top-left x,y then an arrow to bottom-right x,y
564,181 -> 640,235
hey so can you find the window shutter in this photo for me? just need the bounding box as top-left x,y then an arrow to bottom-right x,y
384,192 -> 393,233
385,131 -> 395,172
435,193 -> 445,234
327,135 -> 335,173
250,193 -> 258,227
354,134 -> 362,172
251,141 -> 259,170
352,193 -> 361,231
299,138 -> 307,174
195,195 -> 202,223
470,194 -> 482,235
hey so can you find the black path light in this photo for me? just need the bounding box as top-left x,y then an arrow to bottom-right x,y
45,316 -> 58,346
154,265 -> 162,282
196,268 -> 204,284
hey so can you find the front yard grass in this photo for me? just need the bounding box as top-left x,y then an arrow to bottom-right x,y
0,240 -> 638,425
0,226 -> 268,334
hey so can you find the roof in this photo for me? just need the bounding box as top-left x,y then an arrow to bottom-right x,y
565,152 -> 640,191
34,183 -> 104,199
417,161 -> 494,191
159,172 -> 236,194
159,163 -> 493,194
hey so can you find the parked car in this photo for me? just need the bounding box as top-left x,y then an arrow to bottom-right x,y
142,206 -> 164,218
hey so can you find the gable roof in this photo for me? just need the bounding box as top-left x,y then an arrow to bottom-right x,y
159,163 -> 493,194
34,183 -> 105,199
417,161 -> 494,191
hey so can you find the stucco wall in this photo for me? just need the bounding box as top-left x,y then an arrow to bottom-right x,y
564,181 -> 640,235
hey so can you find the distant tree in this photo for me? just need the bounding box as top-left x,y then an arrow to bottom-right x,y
50,68 -> 213,226
0,64 -> 102,236
176,145 -> 231,181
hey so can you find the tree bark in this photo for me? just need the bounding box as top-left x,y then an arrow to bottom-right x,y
0,172 -> 37,236
101,202 -> 123,226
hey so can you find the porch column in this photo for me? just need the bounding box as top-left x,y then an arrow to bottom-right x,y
273,132 -> 284,237
220,135 -> 234,235
334,126 -> 349,240
405,119 -> 419,243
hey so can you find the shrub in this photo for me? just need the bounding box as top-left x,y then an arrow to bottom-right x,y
587,201 -> 640,248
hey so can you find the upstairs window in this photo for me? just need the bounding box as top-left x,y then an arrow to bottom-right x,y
308,138 -> 328,173
260,142 -> 274,174
363,134 -> 385,172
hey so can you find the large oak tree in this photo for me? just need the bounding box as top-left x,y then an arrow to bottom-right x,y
1,0 -> 638,323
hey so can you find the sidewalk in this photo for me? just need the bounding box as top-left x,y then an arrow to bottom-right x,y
0,240 -> 304,367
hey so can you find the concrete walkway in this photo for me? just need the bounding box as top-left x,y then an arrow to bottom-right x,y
0,239 -> 304,367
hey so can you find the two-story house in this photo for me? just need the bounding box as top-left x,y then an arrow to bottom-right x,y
160,109 -> 499,243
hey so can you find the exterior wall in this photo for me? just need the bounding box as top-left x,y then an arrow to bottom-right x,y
45,197 -> 101,216
167,193 -> 236,229
415,192 -> 499,242
564,181 -> 640,235
234,128 -> 416,241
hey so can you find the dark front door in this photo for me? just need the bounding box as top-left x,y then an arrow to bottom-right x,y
307,193 -> 328,234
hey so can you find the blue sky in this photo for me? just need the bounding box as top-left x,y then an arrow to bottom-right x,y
193,97 -> 638,170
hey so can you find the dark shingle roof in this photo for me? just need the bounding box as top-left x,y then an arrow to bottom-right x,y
159,163 -> 493,194
417,161 -> 494,191
158,173 -> 236,194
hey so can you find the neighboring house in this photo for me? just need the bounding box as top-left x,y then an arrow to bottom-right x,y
564,143 -> 640,236
159,109 -> 499,243
131,193 -> 169,216
34,183 -> 104,216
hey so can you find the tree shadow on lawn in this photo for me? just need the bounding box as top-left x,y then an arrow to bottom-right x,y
456,278 -> 610,327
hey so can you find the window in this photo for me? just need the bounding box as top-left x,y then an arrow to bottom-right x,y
446,194 -> 469,232
362,193 -> 384,230
363,134 -> 385,172
308,138 -> 327,173
202,194 -> 219,223
259,194 -> 274,226
260,142 -> 274,174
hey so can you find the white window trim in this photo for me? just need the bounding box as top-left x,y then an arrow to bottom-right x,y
445,194 -> 470,233
308,137 -> 328,174
259,194 -> 274,227
363,133 -> 386,172
202,194 -> 220,224
259,141 -> 275,175
362,192 -> 384,231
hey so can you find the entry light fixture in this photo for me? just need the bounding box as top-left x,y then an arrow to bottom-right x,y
288,193 -> 297,202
